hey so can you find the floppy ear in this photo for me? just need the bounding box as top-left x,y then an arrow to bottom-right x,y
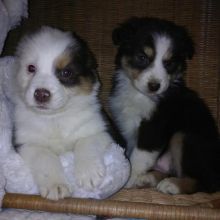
73,32 -> 98,71
112,17 -> 141,46
176,26 -> 195,60
184,36 -> 195,60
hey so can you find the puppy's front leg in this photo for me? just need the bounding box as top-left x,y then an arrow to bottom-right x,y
19,145 -> 71,200
126,147 -> 159,187
74,134 -> 111,190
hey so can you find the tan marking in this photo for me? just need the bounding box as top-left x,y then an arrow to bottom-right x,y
75,77 -> 94,94
166,177 -> 197,194
146,170 -> 168,187
144,46 -> 154,58
55,50 -> 72,69
170,132 -> 184,177
121,56 -> 141,79
163,49 -> 173,61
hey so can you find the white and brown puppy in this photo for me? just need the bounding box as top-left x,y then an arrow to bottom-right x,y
109,17 -> 220,194
13,27 -> 114,200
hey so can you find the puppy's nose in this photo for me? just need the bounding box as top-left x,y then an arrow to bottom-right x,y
34,88 -> 51,103
148,81 -> 160,92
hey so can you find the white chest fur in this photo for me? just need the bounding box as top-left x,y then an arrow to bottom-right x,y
15,97 -> 106,154
109,71 -> 156,154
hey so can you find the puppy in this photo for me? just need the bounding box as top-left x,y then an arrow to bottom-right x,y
109,17 -> 220,194
13,26 -> 115,200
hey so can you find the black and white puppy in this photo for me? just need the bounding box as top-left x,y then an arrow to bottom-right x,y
13,27 -> 115,200
109,17 -> 220,194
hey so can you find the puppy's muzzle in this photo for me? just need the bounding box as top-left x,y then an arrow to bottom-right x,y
34,88 -> 51,103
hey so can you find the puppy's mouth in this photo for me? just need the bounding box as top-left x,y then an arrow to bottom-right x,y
146,92 -> 161,102
35,104 -> 49,110
37,106 -> 48,110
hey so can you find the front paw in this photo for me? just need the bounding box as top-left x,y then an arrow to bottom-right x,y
126,171 -> 157,188
126,172 -> 146,188
36,173 -> 71,200
157,178 -> 180,195
75,160 -> 106,190
39,183 -> 71,200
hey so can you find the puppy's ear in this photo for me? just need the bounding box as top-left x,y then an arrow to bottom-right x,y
86,49 -> 98,74
73,32 -> 98,72
176,26 -> 195,60
112,17 -> 141,46
185,37 -> 195,60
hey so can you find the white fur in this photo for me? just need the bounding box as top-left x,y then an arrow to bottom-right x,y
110,70 -> 157,187
133,35 -> 172,97
13,27 -> 114,200
126,147 -> 159,187
109,70 -> 156,156
15,26 -> 76,112
157,178 -> 181,194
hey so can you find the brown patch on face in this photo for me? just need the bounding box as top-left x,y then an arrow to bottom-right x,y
121,56 -> 142,79
75,76 -> 94,94
144,46 -> 154,59
163,49 -> 173,61
55,44 -> 97,94
55,50 -> 72,70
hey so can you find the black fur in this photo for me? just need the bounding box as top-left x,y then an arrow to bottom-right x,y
110,17 -> 220,193
112,17 -> 194,82
101,108 -> 127,150
55,33 -> 98,87
112,16 -> 194,61
138,83 -> 220,192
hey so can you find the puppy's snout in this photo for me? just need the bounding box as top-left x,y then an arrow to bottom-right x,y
148,81 -> 160,93
34,88 -> 51,103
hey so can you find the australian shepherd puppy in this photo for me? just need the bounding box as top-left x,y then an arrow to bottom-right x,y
109,17 -> 220,194
13,26 -> 115,200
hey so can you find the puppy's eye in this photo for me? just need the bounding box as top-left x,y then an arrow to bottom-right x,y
135,53 -> 150,67
61,69 -> 73,79
56,68 -> 78,86
27,64 -> 36,74
164,60 -> 176,71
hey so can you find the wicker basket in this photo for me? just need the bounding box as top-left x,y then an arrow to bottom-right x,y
3,0 -> 220,219
2,189 -> 220,219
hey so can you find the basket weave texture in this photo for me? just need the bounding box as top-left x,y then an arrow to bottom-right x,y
2,189 -> 220,219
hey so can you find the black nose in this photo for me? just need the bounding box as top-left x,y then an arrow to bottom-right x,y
34,88 -> 51,103
148,81 -> 160,92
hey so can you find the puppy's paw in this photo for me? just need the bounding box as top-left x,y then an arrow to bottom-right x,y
75,160 -> 106,190
39,183 -> 71,200
157,178 -> 180,195
126,172 -> 158,188
141,172 -> 160,187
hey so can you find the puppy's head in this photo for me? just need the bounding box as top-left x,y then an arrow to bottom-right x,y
15,26 -> 98,113
113,17 -> 194,98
